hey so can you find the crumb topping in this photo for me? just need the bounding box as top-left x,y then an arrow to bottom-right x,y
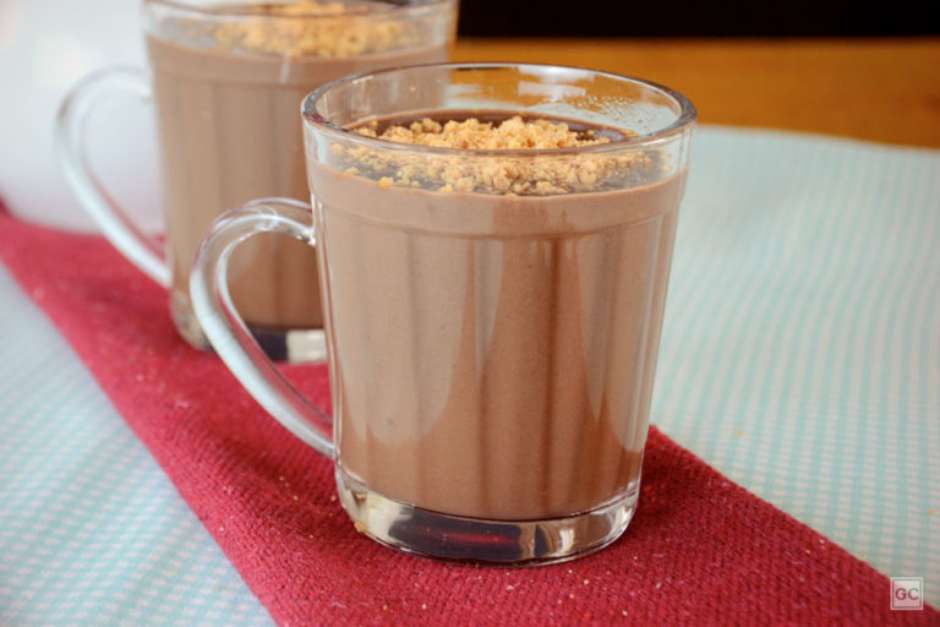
354,116 -> 612,150
210,1 -> 413,58
333,115 -> 655,195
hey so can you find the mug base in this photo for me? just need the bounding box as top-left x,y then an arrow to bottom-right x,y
171,290 -> 326,363
335,466 -> 638,565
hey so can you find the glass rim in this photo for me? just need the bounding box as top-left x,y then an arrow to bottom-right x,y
302,62 -> 698,158
145,0 -> 452,21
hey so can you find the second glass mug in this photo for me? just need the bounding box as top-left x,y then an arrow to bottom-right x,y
191,63 -> 696,563
56,0 -> 457,361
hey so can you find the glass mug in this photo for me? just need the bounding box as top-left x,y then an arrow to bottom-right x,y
56,0 -> 457,361
191,63 -> 696,563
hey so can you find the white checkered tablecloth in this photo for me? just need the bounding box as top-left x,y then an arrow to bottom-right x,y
1,126 -> 938,624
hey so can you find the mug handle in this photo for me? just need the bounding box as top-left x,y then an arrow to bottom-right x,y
55,67 -> 170,287
189,199 -> 335,458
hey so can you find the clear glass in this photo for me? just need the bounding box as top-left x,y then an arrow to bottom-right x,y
191,63 -> 695,564
56,0 -> 456,362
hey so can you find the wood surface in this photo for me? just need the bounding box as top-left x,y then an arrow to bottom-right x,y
452,38 -> 940,148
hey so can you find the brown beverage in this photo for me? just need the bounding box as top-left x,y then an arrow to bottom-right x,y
308,113 -> 685,520
144,1 -> 453,343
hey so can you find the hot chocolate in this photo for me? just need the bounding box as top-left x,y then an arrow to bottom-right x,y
144,1 -> 453,342
309,113 -> 685,519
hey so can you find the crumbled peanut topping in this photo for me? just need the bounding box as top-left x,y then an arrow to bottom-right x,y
210,1 -> 413,58
354,116 -> 612,150
334,115 -> 655,195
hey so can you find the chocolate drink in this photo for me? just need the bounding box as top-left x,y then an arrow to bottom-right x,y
145,3 -> 451,341
308,113 -> 686,520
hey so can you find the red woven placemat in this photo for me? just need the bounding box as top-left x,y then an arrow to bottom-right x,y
1,208 -> 934,625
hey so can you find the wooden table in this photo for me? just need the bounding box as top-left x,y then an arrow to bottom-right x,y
453,38 -> 940,148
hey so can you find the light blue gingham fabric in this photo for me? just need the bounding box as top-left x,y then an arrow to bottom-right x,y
0,127 -> 937,623
0,270 -> 271,625
655,127 -> 939,603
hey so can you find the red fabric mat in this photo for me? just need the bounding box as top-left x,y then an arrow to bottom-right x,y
1,208 -> 935,625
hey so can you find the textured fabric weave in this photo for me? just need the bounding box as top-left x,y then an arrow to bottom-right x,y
0,267 -> 268,625
1,207 -> 934,625
654,128 -> 940,598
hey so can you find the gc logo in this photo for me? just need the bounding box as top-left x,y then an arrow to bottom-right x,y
891,577 -> 924,611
